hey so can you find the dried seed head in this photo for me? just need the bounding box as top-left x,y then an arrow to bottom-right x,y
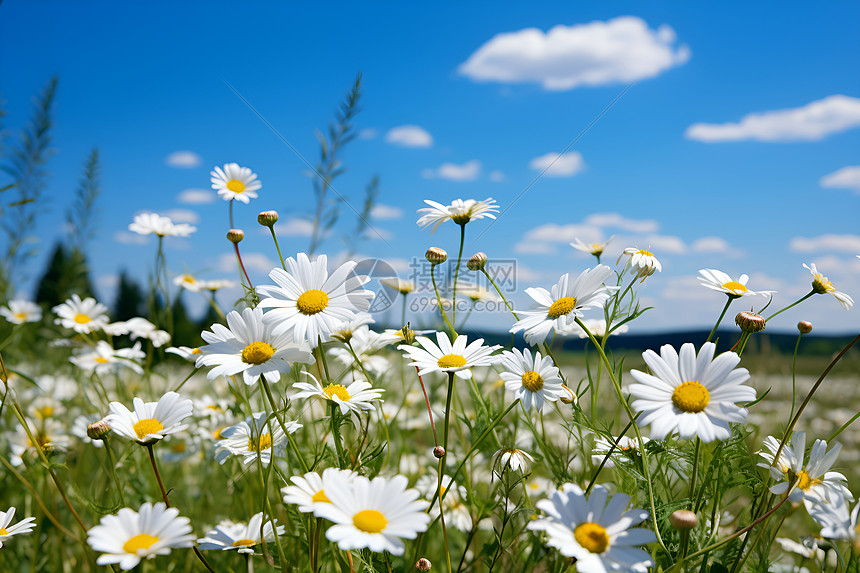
669,509 -> 699,530
425,247 -> 448,265
87,418 -> 112,441
735,311 -> 766,333
467,252 -> 487,271
226,229 -> 245,244
798,321 -> 813,334
433,446 -> 446,459
416,558 -> 432,571
257,210 -> 279,227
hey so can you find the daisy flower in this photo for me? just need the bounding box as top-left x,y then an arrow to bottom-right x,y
0,507 -> 36,548
87,502 -> 195,570
591,435 -> 650,469
379,276 -> 415,295
416,475 -> 472,532
698,269 -> 775,299
9,419 -> 72,466
329,326 -> 396,378
628,342 -> 756,443
804,263 -> 854,309
571,236 -> 615,259
292,372 -> 383,415
492,448 -> 534,476
196,306 -> 313,386
281,468 -> 357,515
128,213 -> 196,237
757,431 -> 852,506
458,284 -> 499,304
557,318 -> 628,339
198,279 -> 236,292
329,312 -> 375,344
173,273 -> 203,292
510,265 -> 618,347
53,294 -> 109,334
498,347 -> 566,412
256,253 -> 374,347
527,484 -> 656,573
214,411 -> 300,466
165,346 -> 201,362
807,494 -> 854,541
107,391 -> 193,445
197,513 -> 285,554
0,300 -> 42,325
416,198 -> 499,233
71,340 -> 143,379
618,247 -> 661,281
314,473 -> 430,555
210,163 -> 261,203
399,331 -> 500,380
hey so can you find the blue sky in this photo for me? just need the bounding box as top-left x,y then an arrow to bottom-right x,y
2,1 -> 859,334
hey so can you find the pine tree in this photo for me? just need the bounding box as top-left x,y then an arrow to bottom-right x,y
113,270 -> 145,320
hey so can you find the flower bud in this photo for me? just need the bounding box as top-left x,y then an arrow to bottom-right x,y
798,321 -> 813,334
87,418 -> 112,441
467,252 -> 487,271
433,446 -> 446,459
669,509 -> 699,530
416,558 -> 432,571
226,229 -> 245,244
735,312 -> 766,334
559,384 -> 578,405
425,247 -> 448,265
257,210 -> 279,227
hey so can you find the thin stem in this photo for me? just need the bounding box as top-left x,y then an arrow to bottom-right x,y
435,371 -> 456,573
234,242 -> 254,289
481,268 -> 519,320
268,226 -> 287,270
584,418 -> 635,495
330,401 -> 346,468
789,332 -> 803,421
431,264 -> 455,334
680,438 -> 701,559
229,199 -> 235,228
765,290 -> 815,323
146,443 -> 171,506
451,223 -> 465,328
261,378 -> 310,474
706,297 -> 733,344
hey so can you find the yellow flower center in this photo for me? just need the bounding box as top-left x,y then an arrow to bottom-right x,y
795,470 -> 822,491
296,289 -> 329,315
637,249 -> 654,257
547,296 -> 577,319
0,527 -> 7,535
521,370 -> 544,392
133,418 -> 164,439
437,354 -> 467,369
248,433 -> 273,452
672,381 -> 710,413
226,179 -> 246,194
323,384 -> 351,401
722,281 -> 747,295
312,489 -> 331,503
812,273 -> 835,294
213,426 -> 226,440
73,313 -> 91,324
574,522 -> 610,554
94,357 -> 110,364
171,442 -> 186,453
241,341 -> 276,365
122,533 -> 159,554
14,312 -> 27,320
36,406 -> 55,418
192,348 -> 202,354
352,509 -> 388,533
232,538 -> 256,547
451,213 -> 471,225
182,276 -> 195,284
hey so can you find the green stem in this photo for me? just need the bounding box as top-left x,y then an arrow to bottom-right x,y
789,332 -> 803,421
431,264 -> 455,334
451,224 -> 466,328
330,401 -> 346,468
481,268 -> 519,320
435,371 -> 456,573
268,226 -> 287,271
706,297 -> 733,344
765,291 -> 815,323
260,378 -> 310,473
680,438 -> 701,559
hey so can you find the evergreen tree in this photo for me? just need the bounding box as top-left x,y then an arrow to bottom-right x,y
33,242 -> 94,307
112,270 -> 145,320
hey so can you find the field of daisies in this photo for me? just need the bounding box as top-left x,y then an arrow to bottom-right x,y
1,163 -> 859,573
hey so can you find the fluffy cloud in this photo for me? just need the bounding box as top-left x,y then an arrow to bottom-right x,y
370,204 -> 403,220
165,150 -> 202,168
789,234 -> 860,253
178,188 -> 216,204
385,125 -> 433,148
358,128 -> 378,140
216,252 -> 277,274
113,231 -> 148,245
523,223 -> 603,244
691,236 -> 742,257
623,234 -> 687,254
528,151 -> 584,177
514,241 -> 556,254
162,209 -> 200,224
820,165 -> 860,193
489,170 -> 506,183
422,160 -> 482,181
459,17 -> 690,90
273,219 -> 316,237
685,95 -> 860,142
584,212 -> 658,233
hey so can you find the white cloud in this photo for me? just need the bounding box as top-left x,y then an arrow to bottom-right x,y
514,241 -> 556,254
162,209 -> 200,225
165,150 -> 202,168
627,234 -> 687,254
178,188 -> 216,204
790,234 -> 860,253
685,95 -> 860,142
691,236 -> 743,257
216,252 -> 277,274
809,255 -> 860,275
820,165 -> 860,193
524,223 -> 603,244
273,219 -> 315,237
528,151 -> 584,177
459,17 -> 690,90
364,227 -> 393,241
358,128 -> 378,140
423,160 -> 482,182
96,274 -> 120,289
370,204 -> 403,220
385,125 -> 433,148
489,170 -> 506,182
113,231 -> 148,245
584,212 -> 658,233
662,275 -> 712,301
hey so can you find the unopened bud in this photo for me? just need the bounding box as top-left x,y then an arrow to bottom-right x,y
559,384 -> 578,405
416,558 -> 432,571
735,312 -> 766,334
227,229 -> 245,244
467,252 -> 487,271
433,446 -> 446,459
798,321 -> 813,334
257,210 -> 279,227
425,247 -> 448,265
669,509 -> 699,530
87,418 -> 112,441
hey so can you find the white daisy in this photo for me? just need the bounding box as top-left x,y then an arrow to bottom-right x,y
198,279 -> 236,292
165,346 -> 201,362
804,263 -> 854,310
571,236 -> 615,259
498,347 -> 566,412
0,300 -> 42,325
557,318 -> 628,339
527,484 -> 656,573
379,276 -> 415,295
510,266 -> 618,347
0,507 -> 37,548
591,435 -> 650,469
196,306 -> 313,386
416,198 -> 499,233
618,247 -> 661,281
70,341 -> 145,375
329,312 -> 375,344
124,318 -> 170,347
329,325 -> 399,377
698,269 -> 775,298
629,342 -> 756,443
210,163 -> 261,203
128,213 -> 196,237
314,473 -> 430,555
197,513 -> 285,554
416,474 -> 472,532
492,448 -> 534,476
808,494 -> 854,541
256,253 -> 374,347
214,411 -> 300,466
87,502 -> 195,570
173,273 -> 203,292
399,331 -> 500,380
458,284 -> 499,303
9,419 -> 72,466
758,431 -> 853,506
281,468 -> 357,514
53,294 -> 109,334
107,391 -> 193,445
292,372 -> 383,415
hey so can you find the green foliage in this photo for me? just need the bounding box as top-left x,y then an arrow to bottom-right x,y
33,241 -> 94,307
